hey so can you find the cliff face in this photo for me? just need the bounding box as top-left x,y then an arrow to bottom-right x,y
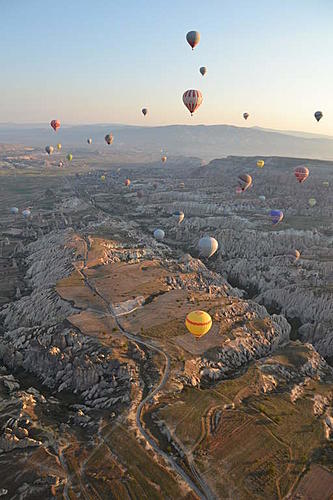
133,157 -> 333,359
0,230 -> 140,410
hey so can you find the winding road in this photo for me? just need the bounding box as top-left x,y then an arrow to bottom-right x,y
70,180 -> 216,499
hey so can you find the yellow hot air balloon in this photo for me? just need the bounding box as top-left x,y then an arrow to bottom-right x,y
185,310 -> 212,339
257,160 -> 265,168
57,143 -> 62,151
308,197 -> 317,207
101,175 -> 106,182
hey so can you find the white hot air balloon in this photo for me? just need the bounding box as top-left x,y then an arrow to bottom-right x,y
198,236 -> 218,258
153,229 -> 165,241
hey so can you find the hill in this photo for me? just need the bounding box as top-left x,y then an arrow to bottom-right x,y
1,123 -> 333,160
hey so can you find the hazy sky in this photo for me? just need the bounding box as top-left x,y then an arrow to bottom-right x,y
1,0 -> 333,134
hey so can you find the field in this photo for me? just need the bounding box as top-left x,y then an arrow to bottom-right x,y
156,352 -> 333,499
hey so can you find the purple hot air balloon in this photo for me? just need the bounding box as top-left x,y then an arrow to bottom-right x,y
270,210 -> 284,225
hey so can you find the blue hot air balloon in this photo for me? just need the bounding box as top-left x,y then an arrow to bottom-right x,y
270,210 -> 284,225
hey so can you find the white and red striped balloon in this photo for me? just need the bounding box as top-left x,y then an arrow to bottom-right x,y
182,89 -> 203,116
294,166 -> 309,183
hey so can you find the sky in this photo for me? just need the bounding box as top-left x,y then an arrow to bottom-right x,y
1,0 -> 333,134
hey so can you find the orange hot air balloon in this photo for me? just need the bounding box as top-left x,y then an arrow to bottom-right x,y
50,119 -> 60,132
161,156 -> 167,163
294,166 -> 309,183
183,89 -> 203,116
125,178 -> 130,187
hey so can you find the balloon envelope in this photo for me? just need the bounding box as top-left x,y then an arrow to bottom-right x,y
293,249 -> 301,261
183,89 -> 203,115
257,160 -> 264,168
314,111 -> 323,122
198,236 -> 218,258
50,119 -> 60,131
10,207 -> 19,214
22,209 -> 31,218
173,210 -> 184,224
308,198 -> 317,207
185,310 -> 212,338
294,166 -> 309,183
105,133 -> 113,145
161,156 -> 167,163
238,174 -> 252,191
66,153 -> 73,161
199,66 -> 207,76
259,195 -> 266,201
153,229 -> 165,241
270,210 -> 283,225
56,143 -> 62,151
186,30 -> 200,50
101,175 -> 106,181
45,145 -> 54,155
142,108 -> 148,116
87,138 -> 92,144
125,178 -> 130,186
243,112 -> 249,120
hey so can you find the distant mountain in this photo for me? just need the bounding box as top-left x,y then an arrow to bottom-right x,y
1,123 -> 333,161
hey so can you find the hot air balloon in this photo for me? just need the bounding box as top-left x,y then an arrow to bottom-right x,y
323,181 -> 329,187
243,113 -> 249,120
257,160 -> 265,168
308,198 -> 317,207
185,310 -> 212,339
105,133 -> 113,145
294,166 -> 309,183
153,229 -> 165,241
58,161 -> 64,168
173,210 -> 184,224
125,178 -> 130,187
101,175 -> 106,182
270,210 -> 284,225
87,138 -> 92,144
259,195 -> 266,201
22,209 -> 31,218
183,89 -> 203,116
198,236 -> 218,258
186,31 -> 200,50
56,143 -> 62,151
293,249 -> 301,261
199,66 -> 207,76
238,174 -> 252,191
314,111 -> 323,122
10,207 -> 19,215
161,156 -> 167,163
45,145 -> 54,155
142,108 -> 148,116
179,182 -> 185,189
50,120 -> 60,132
66,153 -> 73,162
